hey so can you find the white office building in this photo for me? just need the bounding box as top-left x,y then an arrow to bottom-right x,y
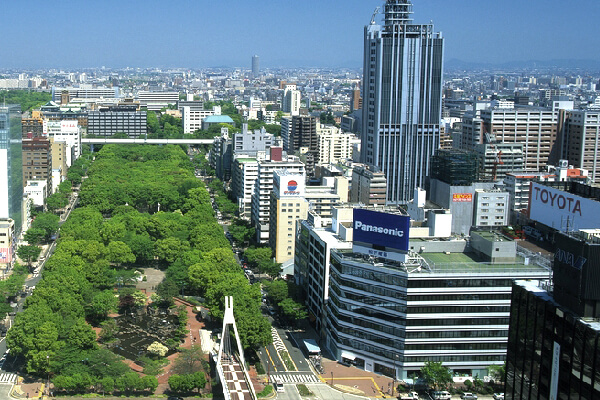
181,106 -> 221,134
43,120 -> 81,167
250,148 -> 305,243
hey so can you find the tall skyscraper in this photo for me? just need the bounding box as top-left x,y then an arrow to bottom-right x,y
361,0 -> 444,204
0,104 -> 23,231
252,55 -> 260,78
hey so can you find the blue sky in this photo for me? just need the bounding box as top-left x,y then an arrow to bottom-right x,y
2,0 -> 599,69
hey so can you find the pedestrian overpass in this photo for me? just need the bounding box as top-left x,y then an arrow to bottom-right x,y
81,137 -> 214,148
214,296 -> 257,400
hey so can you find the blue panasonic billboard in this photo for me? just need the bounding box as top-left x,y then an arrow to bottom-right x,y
353,209 -> 410,251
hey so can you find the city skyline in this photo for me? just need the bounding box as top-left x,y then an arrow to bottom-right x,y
1,0 -> 600,69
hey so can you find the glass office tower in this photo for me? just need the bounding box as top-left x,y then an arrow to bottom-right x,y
0,104 -> 23,232
361,0 -> 444,204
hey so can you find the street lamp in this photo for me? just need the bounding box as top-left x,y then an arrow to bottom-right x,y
392,353 -> 399,397
46,355 -> 50,396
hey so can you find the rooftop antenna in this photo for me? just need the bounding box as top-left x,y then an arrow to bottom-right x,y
370,6 -> 381,25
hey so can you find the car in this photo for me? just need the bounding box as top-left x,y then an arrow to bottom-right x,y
493,394 -> 504,400
433,391 -> 452,400
461,393 -> 478,400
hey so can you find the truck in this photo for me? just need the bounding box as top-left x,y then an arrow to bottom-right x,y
400,392 -> 419,400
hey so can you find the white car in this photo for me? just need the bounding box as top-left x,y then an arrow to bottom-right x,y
493,394 -> 504,400
433,391 -> 452,400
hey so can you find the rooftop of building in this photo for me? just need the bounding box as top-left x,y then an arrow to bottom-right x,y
516,280 -> 600,331
334,249 -> 549,275
472,230 -> 514,242
234,157 -> 257,163
203,115 -> 234,123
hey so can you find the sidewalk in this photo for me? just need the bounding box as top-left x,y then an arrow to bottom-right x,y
11,376 -> 46,399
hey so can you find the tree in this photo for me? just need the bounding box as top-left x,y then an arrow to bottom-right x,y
89,290 -> 118,320
17,245 -> 41,268
31,212 -> 60,242
228,218 -> 255,245
264,280 -> 288,304
278,298 -> 307,325
261,260 -> 282,279
421,361 -> 453,390
23,227 -> 45,245
190,371 -> 207,393
147,341 -> 169,357
142,375 -> 158,393
154,237 -> 190,264
156,279 -> 179,304
99,319 -> 118,342
488,363 -> 506,383
172,345 -> 204,375
244,247 -> 272,270
99,376 -> 115,394
106,241 -> 136,266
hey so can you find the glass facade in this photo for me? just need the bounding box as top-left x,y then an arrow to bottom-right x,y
326,249 -> 550,378
0,105 -> 23,231
361,0 -> 444,204
506,282 -> 600,399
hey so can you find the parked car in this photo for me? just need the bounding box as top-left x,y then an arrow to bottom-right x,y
461,393 -> 478,400
400,392 -> 419,400
493,394 -> 504,400
433,391 -> 452,400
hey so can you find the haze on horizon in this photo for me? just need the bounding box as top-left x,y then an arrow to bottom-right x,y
2,0 -> 599,69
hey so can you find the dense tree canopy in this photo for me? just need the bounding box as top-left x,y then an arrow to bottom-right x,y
10,143 -> 271,390
0,90 -> 51,112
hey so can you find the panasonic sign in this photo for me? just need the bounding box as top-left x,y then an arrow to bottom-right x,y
354,221 -> 405,237
353,209 -> 410,251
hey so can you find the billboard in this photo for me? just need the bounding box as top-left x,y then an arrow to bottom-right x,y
0,248 -> 11,264
353,209 -> 410,251
529,182 -> 600,231
453,193 -> 472,202
60,120 -> 79,133
274,172 -> 305,197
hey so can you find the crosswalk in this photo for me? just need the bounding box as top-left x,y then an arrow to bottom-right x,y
0,372 -> 17,384
270,373 -> 320,384
271,328 -> 286,352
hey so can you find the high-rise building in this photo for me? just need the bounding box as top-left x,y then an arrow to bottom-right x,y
361,0 -> 444,204
252,55 -> 260,78
282,85 -> 301,116
137,91 -> 179,111
350,164 -> 387,206
562,109 -> 600,182
505,230 -> 600,399
282,116 -> 318,175
350,86 -> 362,111
43,120 -> 81,167
0,104 -> 23,231
22,137 -> 52,191
460,104 -> 572,172
87,106 -> 147,139
250,148 -> 305,243
317,126 -> 360,165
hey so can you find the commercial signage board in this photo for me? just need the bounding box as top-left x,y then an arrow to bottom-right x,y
452,193 -> 472,202
529,182 -> 600,231
353,209 -> 410,251
274,172 -> 305,197
60,120 -> 79,134
0,248 -> 11,264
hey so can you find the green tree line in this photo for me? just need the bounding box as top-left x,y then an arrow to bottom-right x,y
0,90 -> 51,112
7,144 -> 271,395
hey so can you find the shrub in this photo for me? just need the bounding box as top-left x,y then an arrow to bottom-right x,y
257,385 -> 273,398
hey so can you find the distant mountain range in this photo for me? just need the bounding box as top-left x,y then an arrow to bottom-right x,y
445,58 -> 600,71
